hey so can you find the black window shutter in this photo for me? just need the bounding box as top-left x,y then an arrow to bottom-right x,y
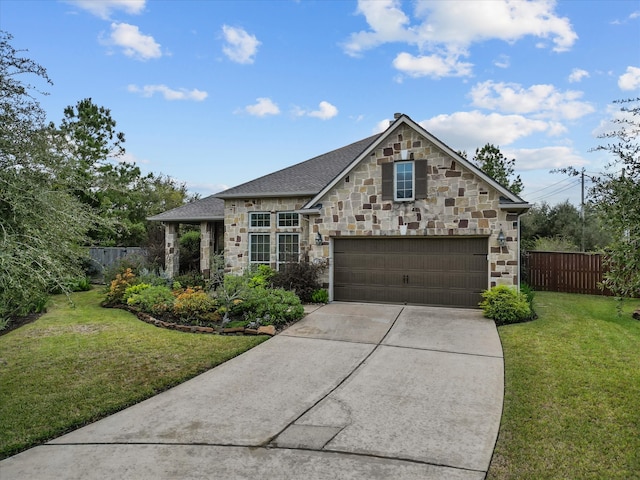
415,160 -> 427,199
381,162 -> 394,200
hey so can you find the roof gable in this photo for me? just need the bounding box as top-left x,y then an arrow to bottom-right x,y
303,114 -> 528,210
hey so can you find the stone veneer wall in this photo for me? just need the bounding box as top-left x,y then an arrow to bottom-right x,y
224,196 -> 312,273
307,125 -> 521,289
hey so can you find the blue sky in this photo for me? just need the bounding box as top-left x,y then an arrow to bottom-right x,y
2,0 -> 639,206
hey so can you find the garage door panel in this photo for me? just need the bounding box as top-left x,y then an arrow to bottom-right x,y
333,238 -> 488,308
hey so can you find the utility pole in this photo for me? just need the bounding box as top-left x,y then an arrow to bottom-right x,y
581,168 -> 585,252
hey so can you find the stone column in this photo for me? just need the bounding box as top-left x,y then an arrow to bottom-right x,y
200,221 -> 213,278
165,223 -> 180,278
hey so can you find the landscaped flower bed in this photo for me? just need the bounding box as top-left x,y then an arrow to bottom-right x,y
102,263 -> 327,335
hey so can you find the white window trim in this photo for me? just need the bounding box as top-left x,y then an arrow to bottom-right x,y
394,161 -> 415,202
249,212 -> 271,229
277,233 -> 300,270
249,233 -> 270,265
277,212 -> 300,228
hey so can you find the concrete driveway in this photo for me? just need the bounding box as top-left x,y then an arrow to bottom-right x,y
1,303 -> 504,479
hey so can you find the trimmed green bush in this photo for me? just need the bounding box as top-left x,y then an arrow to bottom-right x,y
122,283 -> 151,303
480,285 -> 532,325
173,288 -> 218,323
236,286 -> 304,325
126,285 -> 174,316
311,288 -> 329,304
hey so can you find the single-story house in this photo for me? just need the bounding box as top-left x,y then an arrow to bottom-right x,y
149,113 -> 530,308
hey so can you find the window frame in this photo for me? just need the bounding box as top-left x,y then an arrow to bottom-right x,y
277,212 -> 300,228
249,212 -> 271,229
277,233 -> 300,270
249,233 -> 270,265
394,161 -> 415,202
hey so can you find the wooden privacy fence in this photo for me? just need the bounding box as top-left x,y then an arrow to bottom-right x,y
88,247 -> 147,274
524,251 -> 612,296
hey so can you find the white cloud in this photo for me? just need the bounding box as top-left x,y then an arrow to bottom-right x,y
127,84 -> 208,101
186,182 -> 229,196
418,111 -> 550,152
243,98 -> 280,117
374,118 -> 392,133
412,0 -> 578,53
105,22 -> 161,60
504,146 -> 588,171
618,66 -> 640,90
392,52 -> 473,78
222,25 -> 260,64
469,81 -> 594,120
292,101 -> 339,120
65,0 -> 145,19
343,0 -> 414,57
118,151 -> 150,165
494,54 -> 510,69
568,68 -> 589,83
344,0 -> 577,77
308,101 -> 339,120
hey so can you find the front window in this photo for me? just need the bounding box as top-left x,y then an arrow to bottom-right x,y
250,234 -> 270,264
277,212 -> 300,227
277,233 -> 299,270
250,212 -> 270,228
395,161 -> 414,201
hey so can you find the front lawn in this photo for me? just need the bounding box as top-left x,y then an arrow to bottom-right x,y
0,289 -> 267,459
488,292 -> 640,479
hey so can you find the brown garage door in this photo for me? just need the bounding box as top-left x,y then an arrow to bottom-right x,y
333,237 -> 488,308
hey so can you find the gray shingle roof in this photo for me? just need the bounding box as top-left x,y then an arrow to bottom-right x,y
147,195 -> 225,222
215,134 -> 381,198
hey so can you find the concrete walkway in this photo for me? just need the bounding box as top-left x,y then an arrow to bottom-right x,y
1,303 -> 504,479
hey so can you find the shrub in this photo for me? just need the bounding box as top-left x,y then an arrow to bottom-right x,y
105,268 -> 137,305
173,287 -> 218,323
311,288 -> 329,304
103,254 -> 149,284
126,285 -> 174,316
70,277 -> 92,292
236,286 -> 304,325
248,265 -> 276,288
173,271 -> 207,289
272,261 -> 323,303
480,285 -> 532,326
179,230 -> 200,273
122,283 -> 151,303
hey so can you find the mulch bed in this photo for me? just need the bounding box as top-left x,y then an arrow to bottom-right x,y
1,313 -> 44,337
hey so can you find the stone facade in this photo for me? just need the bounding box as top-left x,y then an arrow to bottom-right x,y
224,125 -> 521,290
224,196 -> 312,273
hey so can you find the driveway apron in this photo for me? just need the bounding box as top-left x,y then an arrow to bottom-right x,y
1,303 -> 503,480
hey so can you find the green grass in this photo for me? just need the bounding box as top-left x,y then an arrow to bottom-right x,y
488,292 -> 640,479
0,289 -> 268,459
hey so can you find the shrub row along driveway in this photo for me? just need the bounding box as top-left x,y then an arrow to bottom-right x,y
2,303 -> 504,480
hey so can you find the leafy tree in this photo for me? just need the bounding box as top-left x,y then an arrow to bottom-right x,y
0,31 -> 98,320
590,98 -> 640,300
472,144 -> 524,195
520,201 -> 610,252
57,99 -> 193,247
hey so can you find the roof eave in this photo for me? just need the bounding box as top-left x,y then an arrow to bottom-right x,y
498,202 -> 532,212
147,215 -> 224,223
215,191 -> 318,199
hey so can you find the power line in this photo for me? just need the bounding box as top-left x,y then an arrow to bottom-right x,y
528,179 -> 581,202
525,176 -> 577,196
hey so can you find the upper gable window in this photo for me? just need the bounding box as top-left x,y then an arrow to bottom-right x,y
382,159 -> 427,202
250,212 -> 270,228
394,162 -> 414,201
277,212 -> 299,228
